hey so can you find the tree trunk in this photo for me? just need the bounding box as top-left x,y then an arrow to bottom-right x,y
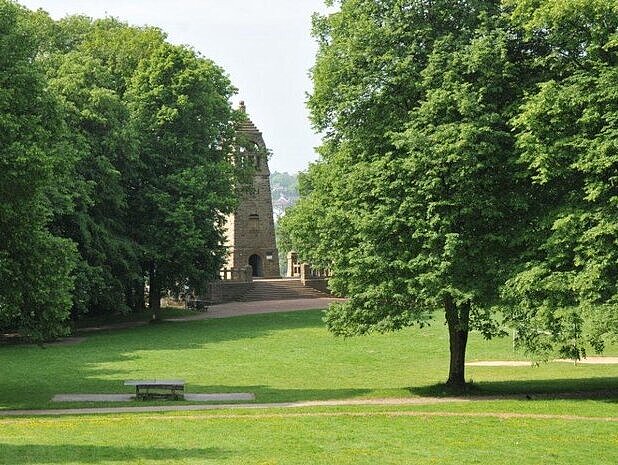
444,296 -> 470,389
135,278 -> 145,312
148,263 -> 161,321
127,278 -> 146,313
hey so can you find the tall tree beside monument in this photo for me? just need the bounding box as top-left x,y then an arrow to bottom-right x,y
127,43 -> 239,320
282,0 -> 617,387
38,18 -> 241,322
39,18 -> 168,318
0,4 -> 243,337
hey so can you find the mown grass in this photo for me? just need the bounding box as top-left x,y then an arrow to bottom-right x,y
1,309 -> 617,464
0,310 -> 616,411
0,405 -> 616,465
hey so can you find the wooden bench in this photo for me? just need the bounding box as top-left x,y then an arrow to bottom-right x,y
124,380 -> 185,400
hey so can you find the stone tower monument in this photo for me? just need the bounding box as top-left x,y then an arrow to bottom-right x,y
223,102 -> 280,278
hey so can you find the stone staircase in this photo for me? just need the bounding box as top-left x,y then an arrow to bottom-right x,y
238,278 -> 329,302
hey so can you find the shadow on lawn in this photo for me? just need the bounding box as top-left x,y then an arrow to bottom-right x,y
0,310 -> 363,409
408,376 -> 618,400
81,309 -> 325,348
185,385 -> 372,403
0,445 -> 227,464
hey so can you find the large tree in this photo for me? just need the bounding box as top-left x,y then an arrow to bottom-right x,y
126,43 -> 239,319
36,17 -> 241,321
0,1 -> 77,341
502,0 -> 618,358
39,18 -> 168,317
282,0 -> 540,387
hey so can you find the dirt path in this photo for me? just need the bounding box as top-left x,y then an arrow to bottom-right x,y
170,297 -> 343,321
88,410 -> 618,423
467,357 -> 618,366
0,405 -> 615,423
2,392 -> 617,418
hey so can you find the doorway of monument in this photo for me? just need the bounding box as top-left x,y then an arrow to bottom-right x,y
248,254 -> 263,277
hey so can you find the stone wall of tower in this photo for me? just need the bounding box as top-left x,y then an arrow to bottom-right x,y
223,104 -> 280,278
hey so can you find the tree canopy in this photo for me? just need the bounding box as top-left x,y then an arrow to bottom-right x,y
0,1 -> 242,338
281,0 -> 618,386
126,42 -> 238,318
502,0 -> 618,358
0,1 -> 77,340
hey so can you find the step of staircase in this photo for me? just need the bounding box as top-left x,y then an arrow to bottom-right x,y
238,279 -> 329,302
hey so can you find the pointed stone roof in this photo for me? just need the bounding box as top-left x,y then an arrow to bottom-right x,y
237,101 -> 263,138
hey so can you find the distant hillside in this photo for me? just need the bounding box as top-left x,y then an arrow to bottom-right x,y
270,172 -> 299,219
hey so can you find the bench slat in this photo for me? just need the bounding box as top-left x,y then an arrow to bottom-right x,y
125,380 -> 186,400
125,380 -> 185,387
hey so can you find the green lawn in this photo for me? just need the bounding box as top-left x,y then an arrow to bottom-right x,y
1,310 -> 616,410
0,405 -> 616,464
1,309 -> 617,464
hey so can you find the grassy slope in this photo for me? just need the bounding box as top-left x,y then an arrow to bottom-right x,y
0,310 -> 616,410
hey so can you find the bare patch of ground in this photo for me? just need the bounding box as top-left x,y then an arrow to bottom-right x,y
115,410 -> 618,423
467,361 -> 533,367
468,357 -> 618,367
554,356 -> 618,365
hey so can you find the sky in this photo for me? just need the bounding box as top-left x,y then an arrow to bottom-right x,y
18,0 -> 333,174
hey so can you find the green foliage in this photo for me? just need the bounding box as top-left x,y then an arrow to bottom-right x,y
0,0 -> 77,340
44,16 -> 240,321
1,4 -> 241,334
283,0 -> 617,377
126,42 -> 239,313
271,172 -> 300,273
502,0 -> 618,357
41,28 -> 146,316
283,0 -> 533,385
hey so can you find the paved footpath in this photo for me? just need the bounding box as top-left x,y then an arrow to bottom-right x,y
1,395 -> 617,420
171,297 -> 344,321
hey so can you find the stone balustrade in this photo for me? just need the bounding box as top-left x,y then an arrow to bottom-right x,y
219,266 -> 253,283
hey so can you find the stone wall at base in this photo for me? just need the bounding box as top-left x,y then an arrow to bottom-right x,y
206,281 -> 253,304
300,278 -> 331,295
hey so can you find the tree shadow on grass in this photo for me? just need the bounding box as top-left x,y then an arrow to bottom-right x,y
184,385 -> 372,403
79,309 -> 326,350
407,376 -> 618,401
0,310 -> 329,408
0,311 -> 375,410
0,445 -> 227,464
